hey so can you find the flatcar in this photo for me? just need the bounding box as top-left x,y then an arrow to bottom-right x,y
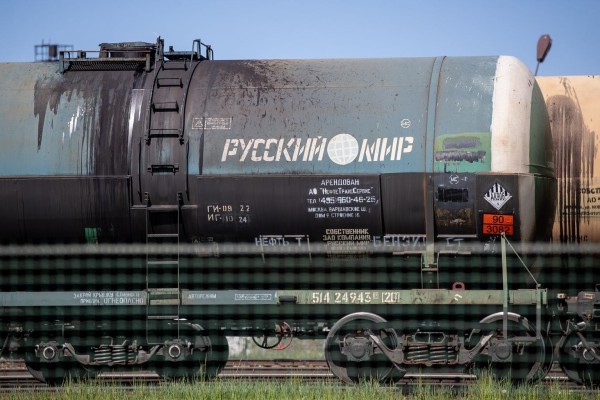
0,38 -> 598,386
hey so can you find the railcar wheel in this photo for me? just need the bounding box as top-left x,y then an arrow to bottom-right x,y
556,332 -> 585,384
325,312 -> 401,384
24,354 -> 45,383
25,342 -> 92,385
154,333 -> 229,381
474,312 -> 547,384
193,332 -> 229,379
540,332 -> 554,380
556,331 -> 600,387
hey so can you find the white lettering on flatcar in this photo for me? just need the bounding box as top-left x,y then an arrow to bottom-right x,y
72,291 -> 146,306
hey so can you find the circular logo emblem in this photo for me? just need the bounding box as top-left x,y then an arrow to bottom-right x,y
401,118 -> 411,129
327,133 -> 359,165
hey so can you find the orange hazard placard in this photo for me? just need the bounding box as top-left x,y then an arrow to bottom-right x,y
482,214 -> 514,235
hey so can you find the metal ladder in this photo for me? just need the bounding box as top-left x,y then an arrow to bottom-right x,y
145,197 -> 181,341
145,38 -> 211,146
144,39 -> 189,339
142,39 -> 213,342
145,65 -> 187,146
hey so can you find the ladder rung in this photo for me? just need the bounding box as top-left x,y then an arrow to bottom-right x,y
421,268 -> 438,272
147,164 -> 179,174
157,77 -> 183,87
147,233 -> 179,238
147,128 -> 182,138
147,315 -> 179,320
147,288 -> 179,296
147,205 -> 180,212
161,61 -> 188,71
152,101 -> 179,112
147,260 -> 179,265
149,299 -> 179,305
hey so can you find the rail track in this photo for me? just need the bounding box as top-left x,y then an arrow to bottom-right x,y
0,359 -> 591,393
0,359 -> 332,389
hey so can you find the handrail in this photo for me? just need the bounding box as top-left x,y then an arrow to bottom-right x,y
58,38 -> 213,73
500,233 -> 543,342
59,48 -> 154,73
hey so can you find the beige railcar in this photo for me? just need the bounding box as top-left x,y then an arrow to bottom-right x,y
538,76 -> 600,243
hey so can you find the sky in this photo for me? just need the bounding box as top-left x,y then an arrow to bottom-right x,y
1,0 -> 598,77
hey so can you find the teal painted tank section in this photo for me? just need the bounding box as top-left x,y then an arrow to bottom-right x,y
0,62 -> 141,176
0,56 -> 520,178
433,57 -> 496,173
192,57 -> 499,175
0,57 -> 546,179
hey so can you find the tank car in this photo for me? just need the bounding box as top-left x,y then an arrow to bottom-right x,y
0,37 -> 596,386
